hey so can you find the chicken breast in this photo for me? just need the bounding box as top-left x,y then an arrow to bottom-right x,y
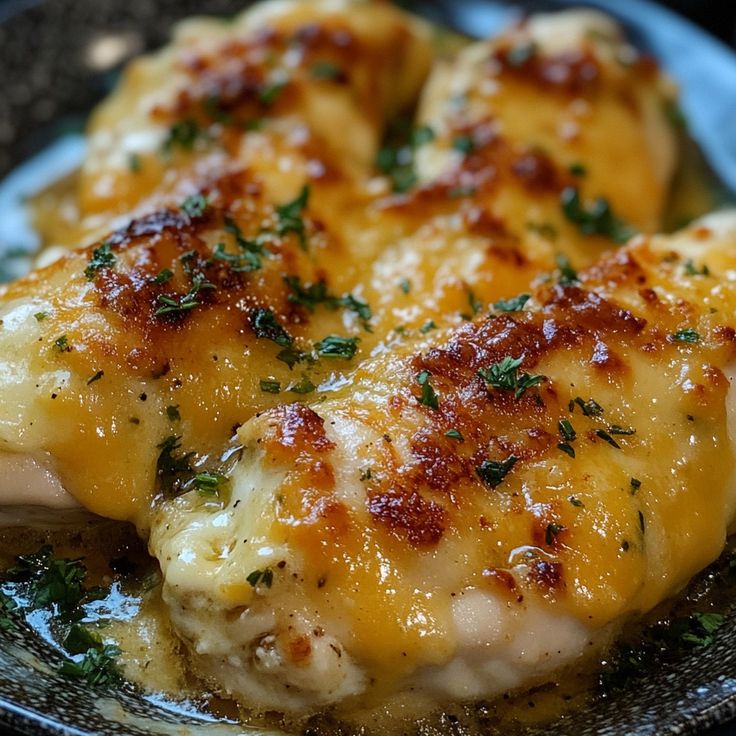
150,212 -> 736,716
411,8 -> 677,263
38,0 -> 434,250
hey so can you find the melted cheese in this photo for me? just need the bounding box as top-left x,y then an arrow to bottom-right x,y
150,217 -> 736,713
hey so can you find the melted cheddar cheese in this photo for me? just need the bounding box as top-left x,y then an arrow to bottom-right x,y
151,214 -> 736,714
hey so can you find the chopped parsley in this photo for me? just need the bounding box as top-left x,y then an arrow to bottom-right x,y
416,370 -> 439,409
162,118 -> 203,154
595,429 -> 621,449
283,276 -> 334,312
557,418 -> 577,458
420,320 -> 437,334
247,568 -> 274,588
84,241 -> 115,281
452,135 -> 476,155
33,311 -> 48,322
375,120 -> 435,193
478,356 -> 546,399
560,186 -> 634,244
476,455 -> 518,489
151,268 -> 173,285
467,288 -> 483,316
684,259 -> 710,277
180,194 -> 208,218
555,253 -> 579,285
53,335 -> 70,353
0,591 -> 17,630
86,370 -> 104,386
493,294 -> 530,312
682,612 -> 725,647
259,379 -> 281,394
155,273 -> 215,318
250,308 -> 292,347
283,277 -> 372,330
571,396 -> 604,417
609,425 -> 635,436
275,186 -> 310,250
569,496 -> 585,508
359,467 -> 373,481
59,640 -> 120,687
277,344 -> 310,370
340,294 -> 373,330
165,405 -> 181,422
193,471 -> 228,497
259,80 -> 287,106
127,152 -> 142,172
545,522 -> 565,546
315,335 -> 359,360
310,61 -> 343,80
156,435 -> 194,494
215,216 -> 265,272
671,328 -> 700,344
398,278 -> 411,294
288,375 -> 315,394
445,429 -> 464,441
569,162 -> 588,177
6,545 -> 89,613
526,222 -> 558,240
630,478 -> 642,494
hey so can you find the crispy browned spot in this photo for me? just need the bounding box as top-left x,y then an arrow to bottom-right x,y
528,558 -> 565,591
367,489 -> 446,547
273,403 -> 336,455
493,44 -> 601,96
287,634 -> 313,666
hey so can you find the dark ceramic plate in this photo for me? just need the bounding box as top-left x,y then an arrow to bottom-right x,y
1,1 -> 736,734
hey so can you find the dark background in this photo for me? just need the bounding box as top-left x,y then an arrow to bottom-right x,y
661,0 -> 736,46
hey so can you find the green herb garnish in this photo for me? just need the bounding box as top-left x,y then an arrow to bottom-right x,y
84,241 -> 115,281
478,356 -> 546,398
315,335 -> 359,360
560,186 -> 634,244
250,308 -> 292,347
671,328 -> 700,344
181,194 -> 208,218
156,435 -> 194,494
259,379 -> 281,394
416,370 -> 439,409
545,522 -> 565,546
275,185 -> 310,250
476,455 -> 518,489
493,294 -> 530,312
246,568 -> 274,588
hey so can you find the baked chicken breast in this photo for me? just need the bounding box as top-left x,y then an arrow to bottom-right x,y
151,212 -> 736,715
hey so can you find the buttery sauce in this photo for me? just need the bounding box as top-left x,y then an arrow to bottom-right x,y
1,524 -> 734,735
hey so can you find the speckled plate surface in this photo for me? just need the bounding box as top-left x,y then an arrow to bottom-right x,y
1,1 -> 736,734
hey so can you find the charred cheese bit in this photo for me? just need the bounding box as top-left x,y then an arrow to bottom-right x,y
150,213 -> 736,714
412,9 -> 677,266
38,0 -> 432,250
